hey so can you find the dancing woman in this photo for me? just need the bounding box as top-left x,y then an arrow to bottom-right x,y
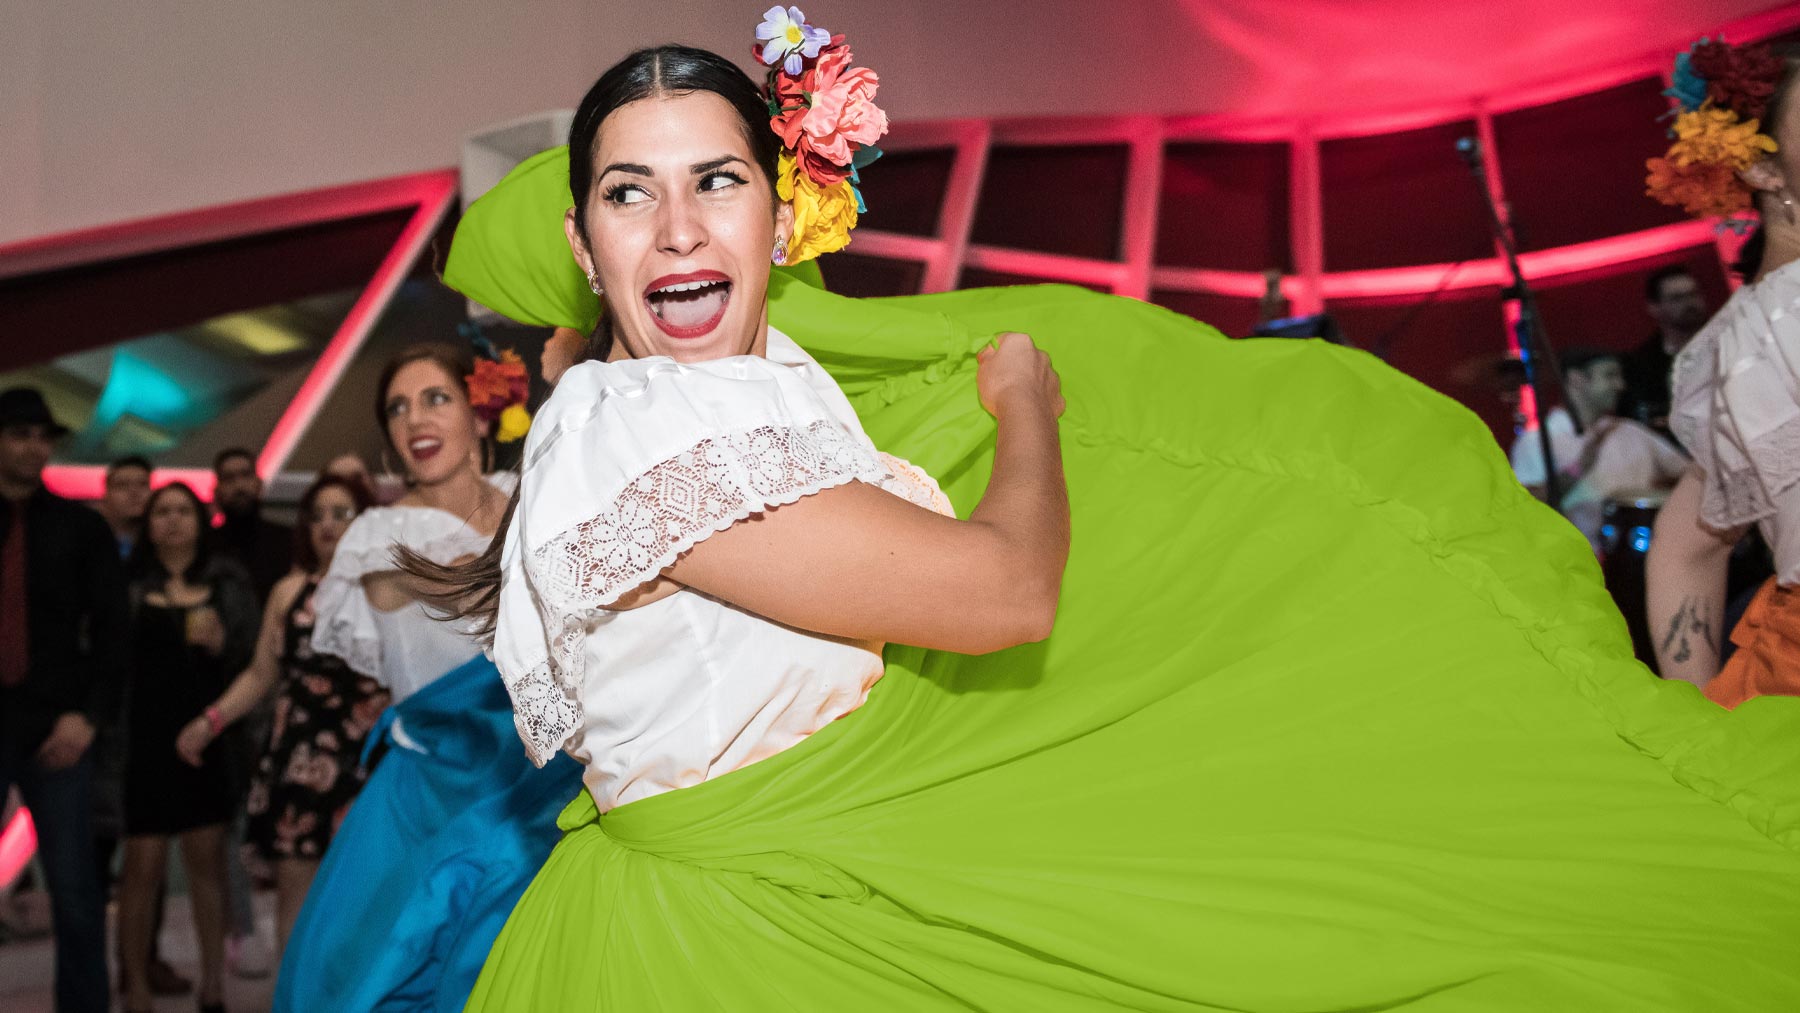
272,345 -> 581,1012
1648,38 -> 1800,709
439,21 -> 1800,1010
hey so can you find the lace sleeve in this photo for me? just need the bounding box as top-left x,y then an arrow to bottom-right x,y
531,419 -> 884,607
494,354 -> 894,766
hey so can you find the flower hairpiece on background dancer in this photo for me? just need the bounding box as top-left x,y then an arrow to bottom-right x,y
465,342 -> 532,443
754,5 -> 889,263
1646,37 -> 1784,226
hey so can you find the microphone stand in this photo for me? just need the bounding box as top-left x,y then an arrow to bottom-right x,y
1458,136 -> 1566,507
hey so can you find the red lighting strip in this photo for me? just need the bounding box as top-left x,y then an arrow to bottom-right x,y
33,170 -> 458,502
257,172 -> 458,477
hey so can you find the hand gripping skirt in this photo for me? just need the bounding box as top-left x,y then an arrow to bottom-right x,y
274,654 -> 581,1012
459,276 -> 1800,1010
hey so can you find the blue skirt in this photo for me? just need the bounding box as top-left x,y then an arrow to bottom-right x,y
274,654 -> 582,1012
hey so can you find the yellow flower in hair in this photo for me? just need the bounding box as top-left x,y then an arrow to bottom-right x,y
778,150 -> 858,263
1667,106 -> 1777,169
496,403 -> 532,444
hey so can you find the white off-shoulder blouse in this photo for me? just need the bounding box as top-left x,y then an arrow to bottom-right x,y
493,329 -> 953,812
1671,257 -> 1800,586
312,475 -> 517,705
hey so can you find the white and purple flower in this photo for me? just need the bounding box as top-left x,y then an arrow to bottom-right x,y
756,5 -> 831,76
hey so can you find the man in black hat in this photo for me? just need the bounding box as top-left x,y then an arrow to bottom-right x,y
0,387 -> 128,1013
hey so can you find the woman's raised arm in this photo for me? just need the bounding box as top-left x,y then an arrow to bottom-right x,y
666,333 -> 1069,655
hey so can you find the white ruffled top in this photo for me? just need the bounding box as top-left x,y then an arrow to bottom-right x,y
1672,257 -> 1800,586
494,328 -> 953,812
312,474 -> 517,705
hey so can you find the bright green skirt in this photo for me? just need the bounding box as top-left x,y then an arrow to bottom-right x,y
457,274 -> 1800,1010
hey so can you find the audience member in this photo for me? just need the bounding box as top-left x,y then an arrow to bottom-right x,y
212,448 -> 293,604
98,456 -> 152,559
1510,349 -> 1689,550
91,455 -> 194,997
1621,266 -> 1710,437
0,386 -> 127,1013
118,483 -> 258,1013
178,475 -> 386,953
210,447 -> 291,976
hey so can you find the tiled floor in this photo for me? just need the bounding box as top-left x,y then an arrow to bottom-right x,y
0,889 -> 279,1013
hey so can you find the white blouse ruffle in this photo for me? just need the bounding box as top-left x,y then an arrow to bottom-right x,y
312,474 -> 515,703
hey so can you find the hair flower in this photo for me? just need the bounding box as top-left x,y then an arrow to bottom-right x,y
1647,37 -> 1785,228
776,46 -> 888,173
778,151 -> 857,262
756,6 -> 831,76
495,403 -> 532,444
466,349 -> 532,443
754,9 -> 888,263
1665,50 -> 1709,113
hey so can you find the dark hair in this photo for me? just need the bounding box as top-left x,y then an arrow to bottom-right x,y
1644,265 -> 1696,303
374,343 -> 476,451
1559,347 -> 1621,379
398,45 -> 777,636
128,481 -> 213,584
1738,49 -> 1800,279
567,45 -> 781,245
293,474 -> 373,574
105,455 -> 152,481
213,447 -> 255,475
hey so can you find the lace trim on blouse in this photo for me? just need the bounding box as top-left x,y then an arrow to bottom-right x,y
507,419 -> 887,765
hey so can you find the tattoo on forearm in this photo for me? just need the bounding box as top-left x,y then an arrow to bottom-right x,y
1657,595 -> 1717,667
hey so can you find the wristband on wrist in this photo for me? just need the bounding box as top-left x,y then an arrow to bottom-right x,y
204,705 -> 225,737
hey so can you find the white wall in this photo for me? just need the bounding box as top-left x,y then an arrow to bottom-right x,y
2,0 -> 1784,245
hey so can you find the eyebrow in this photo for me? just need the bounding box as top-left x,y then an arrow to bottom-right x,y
599,155 -> 748,179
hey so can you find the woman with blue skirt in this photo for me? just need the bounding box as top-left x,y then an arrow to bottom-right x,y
273,343 -> 581,1011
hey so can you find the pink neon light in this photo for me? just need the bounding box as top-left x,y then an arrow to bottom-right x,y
1288,125 -> 1324,316
258,171 -> 459,476
24,170 -> 457,501
0,807 -> 35,890
0,172 -> 460,283
42,466 -> 216,503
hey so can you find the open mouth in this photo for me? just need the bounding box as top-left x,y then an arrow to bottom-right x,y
408,436 -> 442,463
644,271 -> 732,340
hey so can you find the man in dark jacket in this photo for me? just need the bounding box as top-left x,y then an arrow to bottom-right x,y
212,447 -> 292,605
0,387 -> 128,1013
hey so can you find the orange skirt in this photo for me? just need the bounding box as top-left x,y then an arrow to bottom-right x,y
1706,577 -> 1800,708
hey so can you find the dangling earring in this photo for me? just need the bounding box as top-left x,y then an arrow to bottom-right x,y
587,271 -> 603,296
772,239 -> 787,266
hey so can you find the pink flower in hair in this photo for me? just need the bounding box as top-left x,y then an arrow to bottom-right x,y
773,45 -> 888,185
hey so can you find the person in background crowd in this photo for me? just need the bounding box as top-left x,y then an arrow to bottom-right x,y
92,455 -> 196,997
98,456 -> 152,559
177,475 -> 387,953
212,448 -> 293,604
0,386 -> 128,1013
117,482 -> 258,1013
1621,266 -> 1710,438
209,446 -> 289,977
323,451 -> 394,505
1510,349 -> 1689,550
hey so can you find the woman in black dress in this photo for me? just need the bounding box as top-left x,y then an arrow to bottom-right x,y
178,474 -> 386,952
119,482 -> 258,1013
